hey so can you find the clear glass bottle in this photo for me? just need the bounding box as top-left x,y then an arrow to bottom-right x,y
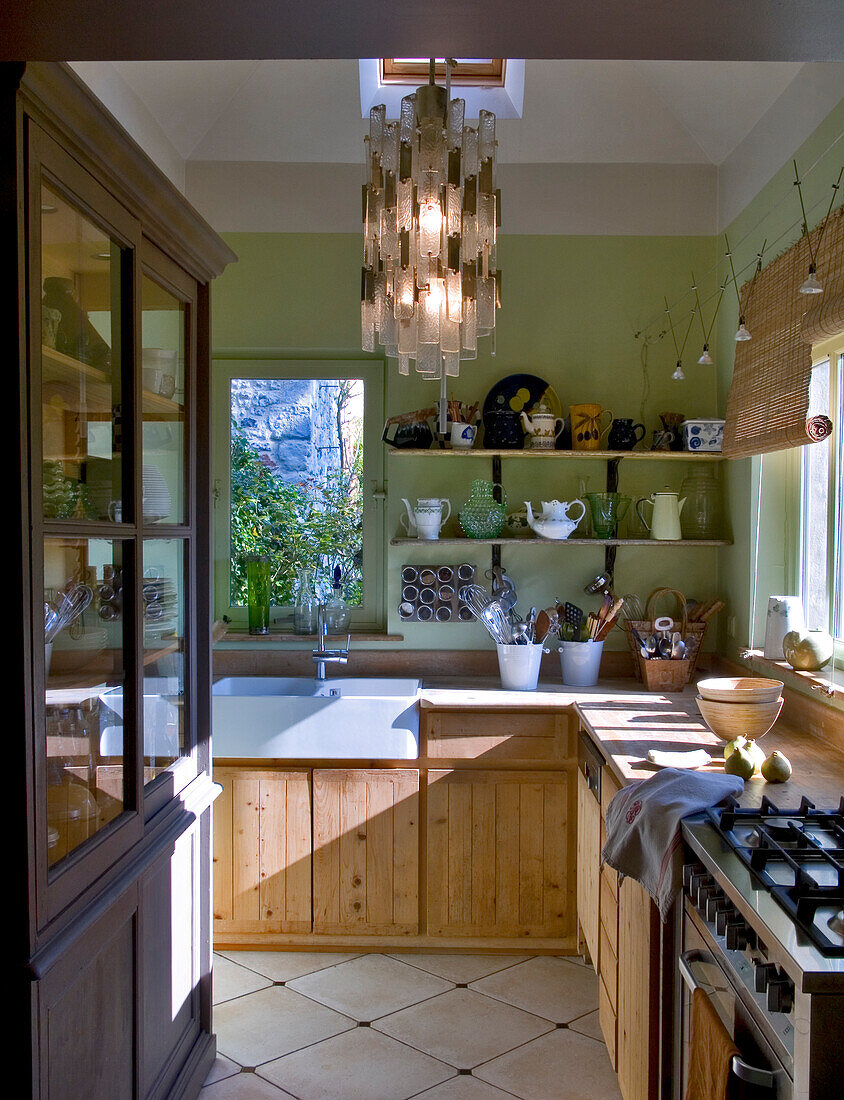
680,470 -> 722,539
293,568 -> 319,634
323,564 -> 351,632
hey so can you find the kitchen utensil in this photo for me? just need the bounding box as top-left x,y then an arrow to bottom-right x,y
535,609 -> 551,644
564,603 -> 584,636
623,587 -> 704,684
621,593 -> 645,620
570,404 -> 613,451
595,597 -> 625,641
671,632 -> 686,659
47,583 -> 93,642
586,572 -> 615,597
636,488 -> 686,540
696,677 -> 784,704
763,596 -> 805,659
695,696 -> 784,741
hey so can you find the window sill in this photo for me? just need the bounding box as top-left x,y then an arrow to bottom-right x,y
215,630 -> 404,645
742,649 -> 843,706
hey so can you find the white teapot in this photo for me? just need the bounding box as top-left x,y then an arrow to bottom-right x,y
635,488 -> 686,541
520,404 -> 564,450
524,498 -> 586,540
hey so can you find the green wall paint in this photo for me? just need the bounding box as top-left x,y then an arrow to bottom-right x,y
714,99 -> 844,660
212,231 -> 725,650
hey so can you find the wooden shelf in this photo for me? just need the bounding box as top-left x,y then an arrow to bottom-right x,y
42,345 -> 183,420
387,447 -> 724,460
390,536 -> 732,547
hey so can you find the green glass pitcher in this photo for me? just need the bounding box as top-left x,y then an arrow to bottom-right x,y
459,479 -> 507,539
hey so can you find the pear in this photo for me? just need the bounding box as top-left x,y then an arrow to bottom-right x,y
761,751 -> 792,783
723,736 -> 747,760
746,739 -> 767,775
724,741 -> 756,780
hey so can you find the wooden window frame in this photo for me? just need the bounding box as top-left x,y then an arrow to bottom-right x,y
379,59 -> 506,87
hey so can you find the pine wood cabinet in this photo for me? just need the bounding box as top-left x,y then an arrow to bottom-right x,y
576,762 -> 601,963
427,768 -> 571,939
213,768 -> 312,934
313,769 -> 419,935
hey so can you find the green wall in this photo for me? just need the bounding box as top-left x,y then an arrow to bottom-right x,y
714,98 -> 844,660
212,231 -> 728,650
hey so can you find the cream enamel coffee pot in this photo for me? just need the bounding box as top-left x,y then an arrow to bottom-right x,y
635,488 -> 686,540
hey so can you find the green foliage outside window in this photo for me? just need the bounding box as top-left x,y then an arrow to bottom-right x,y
230,425 -> 363,607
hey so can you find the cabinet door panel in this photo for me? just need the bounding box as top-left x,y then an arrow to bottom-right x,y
213,768 -> 311,933
576,768 -> 601,964
427,770 -> 572,939
617,875 -> 660,1100
313,769 -> 419,935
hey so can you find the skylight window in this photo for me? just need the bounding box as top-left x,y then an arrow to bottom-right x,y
380,59 -> 506,87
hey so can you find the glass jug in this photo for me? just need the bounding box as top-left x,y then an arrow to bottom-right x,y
680,470 -> 722,539
293,567 -> 319,634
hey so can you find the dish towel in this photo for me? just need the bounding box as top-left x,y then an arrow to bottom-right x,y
601,768 -> 744,921
685,987 -> 739,1100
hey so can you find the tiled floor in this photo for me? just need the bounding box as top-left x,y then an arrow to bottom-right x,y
203,951 -> 621,1100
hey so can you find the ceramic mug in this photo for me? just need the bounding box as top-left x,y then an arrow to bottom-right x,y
570,404 -> 613,451
651,429 -> 675,452
450,422 -> 476,449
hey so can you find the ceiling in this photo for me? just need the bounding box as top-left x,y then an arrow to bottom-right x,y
100,59 -> 807,167
4,0 -> 843,60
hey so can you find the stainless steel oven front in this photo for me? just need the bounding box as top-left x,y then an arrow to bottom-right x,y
675,898 -> 791,1099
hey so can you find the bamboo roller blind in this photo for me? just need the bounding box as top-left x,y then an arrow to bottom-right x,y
723,207 -> 843,459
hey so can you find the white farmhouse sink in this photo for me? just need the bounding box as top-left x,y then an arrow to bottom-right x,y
211,676 -> 421,759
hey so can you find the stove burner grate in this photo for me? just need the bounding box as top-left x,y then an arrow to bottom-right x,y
707,795 -> 844,956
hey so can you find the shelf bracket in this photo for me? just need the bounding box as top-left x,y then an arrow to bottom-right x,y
604,456 -> 622,585
492,456 -> 503,572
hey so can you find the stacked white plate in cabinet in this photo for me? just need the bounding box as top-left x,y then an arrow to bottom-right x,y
142,464 -> 171,523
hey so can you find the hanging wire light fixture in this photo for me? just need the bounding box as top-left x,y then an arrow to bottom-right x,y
664,296 -> 696,381
691,270 -> 726,365
361,58 -> 501,382
725,234 -> 765,342
793,161 -> 843,295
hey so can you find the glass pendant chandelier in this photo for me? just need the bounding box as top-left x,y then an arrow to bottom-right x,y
361,59 -> 500,379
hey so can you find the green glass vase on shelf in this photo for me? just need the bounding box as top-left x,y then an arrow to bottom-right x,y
459,479 -> 507,539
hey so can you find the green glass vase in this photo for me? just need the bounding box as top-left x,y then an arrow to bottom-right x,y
246,555 -> 271,634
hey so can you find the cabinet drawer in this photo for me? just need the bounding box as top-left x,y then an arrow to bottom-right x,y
601,860 -> 618,903
599,920 -> 618,1013
600,870 -> 618,947
425,709 -> 573,762
599,974 -> 617,1069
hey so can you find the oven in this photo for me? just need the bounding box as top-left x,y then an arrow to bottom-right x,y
676,897 -> 791,1098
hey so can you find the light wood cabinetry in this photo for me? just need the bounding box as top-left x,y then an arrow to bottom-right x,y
213,703 -> 577,951
213,768 -> 312,934
427,769 -> 570,938
313,769 -> 419,935
576,766 -> 600,962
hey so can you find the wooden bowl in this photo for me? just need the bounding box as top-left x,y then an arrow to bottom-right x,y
695,695 -> 783,741
696,676 -> 783,704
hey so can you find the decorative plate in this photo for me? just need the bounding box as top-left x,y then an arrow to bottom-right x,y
482,373 -> 563,423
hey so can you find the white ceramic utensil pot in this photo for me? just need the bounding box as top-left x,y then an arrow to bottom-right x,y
763,596 -> 805,659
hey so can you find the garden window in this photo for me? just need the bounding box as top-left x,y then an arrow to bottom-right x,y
213,360 -> 385,631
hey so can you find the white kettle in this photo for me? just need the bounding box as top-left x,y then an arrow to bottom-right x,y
635,488 -> 686,541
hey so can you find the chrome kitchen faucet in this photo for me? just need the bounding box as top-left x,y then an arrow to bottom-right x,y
312,603 -> 350,680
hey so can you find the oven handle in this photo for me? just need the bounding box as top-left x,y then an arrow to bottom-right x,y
679,950 -> 777,1090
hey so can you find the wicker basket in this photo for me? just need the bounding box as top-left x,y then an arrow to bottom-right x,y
624,587 -> 707,687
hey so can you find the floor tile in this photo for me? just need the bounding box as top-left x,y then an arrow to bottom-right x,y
373,988 -> 554,1070
214,985 -> 354,1067
390,953 -> 528,985
217,950 -> 361,983
258,1026 -> 456,1100
568,1009 -> 603,1041
474,1028 -> 622,1100
411,1076 -> 518,1098
469,956 -> 599,1023
214,955 -> 273,1004
203,1053 -> 242,1086
201,1072 -> 290,1098
287,953 -> 453,1021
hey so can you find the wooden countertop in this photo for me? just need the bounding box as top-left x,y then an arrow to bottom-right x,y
420,679 -> 664,708
574,694 -> 844,809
